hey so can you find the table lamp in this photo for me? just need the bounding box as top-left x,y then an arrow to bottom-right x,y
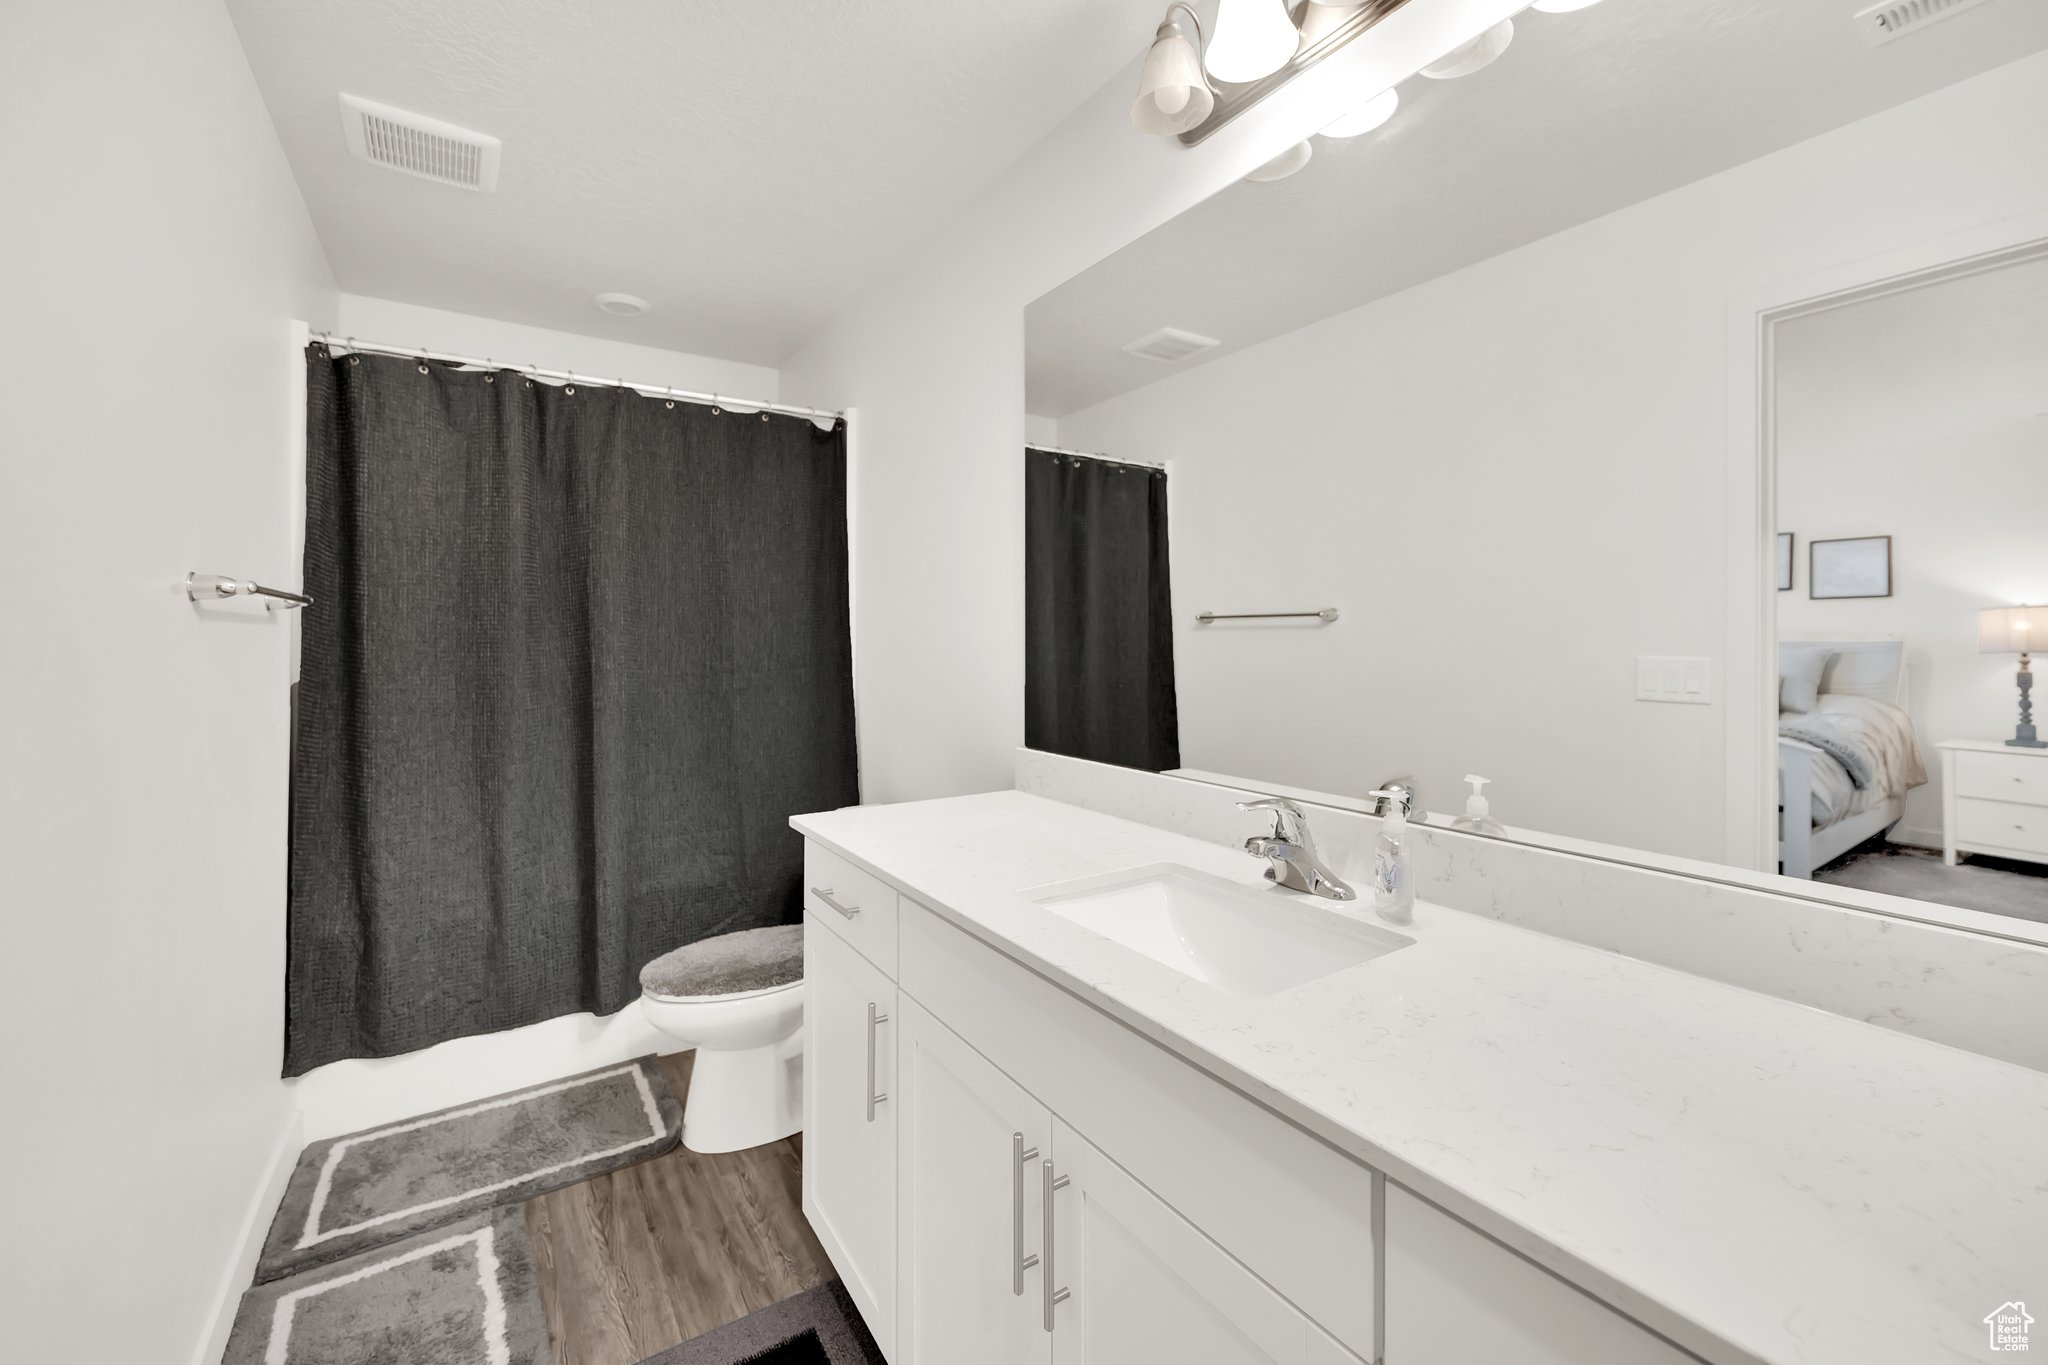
1981,605 -> 2048,748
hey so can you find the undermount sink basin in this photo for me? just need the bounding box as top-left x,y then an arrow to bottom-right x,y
1024,862 -> 1412,999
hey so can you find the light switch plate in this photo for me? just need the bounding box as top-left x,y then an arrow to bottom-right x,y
1637,656 -> 1711,704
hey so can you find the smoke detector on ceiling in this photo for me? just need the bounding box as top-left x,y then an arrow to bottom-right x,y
1123,327 -> 1221,363
339,94 -> 501,192
1853,0 -> 1998,45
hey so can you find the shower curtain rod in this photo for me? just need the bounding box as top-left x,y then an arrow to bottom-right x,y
314,332 -> 844,423
1027,442 -> 1164,470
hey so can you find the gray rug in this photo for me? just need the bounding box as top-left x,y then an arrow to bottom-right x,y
634,1280 -> 883,1365
225,1206 -> 550,1365
260,1056 -> 682,1281
1816,841 -> 2048,923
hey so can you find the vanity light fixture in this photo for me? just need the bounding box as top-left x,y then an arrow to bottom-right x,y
1320,86 -> 1399,138
1419,19 -> 1514,78
1205,0 -> 1302,84
1131,5 -> 1214,136
1133,0 -> 1590,146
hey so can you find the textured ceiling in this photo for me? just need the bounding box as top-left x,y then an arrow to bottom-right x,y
1027,0 -> 2048,418
227,0 -> 1163,364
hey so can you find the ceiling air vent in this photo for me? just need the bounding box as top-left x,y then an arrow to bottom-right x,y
339,94 -> 501,192
1854,0 -> 1997,45
1122,327 -> 1221,364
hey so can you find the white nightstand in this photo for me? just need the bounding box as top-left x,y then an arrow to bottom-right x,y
1938,740 -> 2048,868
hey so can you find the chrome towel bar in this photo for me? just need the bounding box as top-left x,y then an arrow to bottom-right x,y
186,571 -> 312,611
1196,607 -> 1339,624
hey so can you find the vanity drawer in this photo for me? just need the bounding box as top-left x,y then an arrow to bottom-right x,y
804,842 -> 898,976
1954,798 -> 2048,857
1954,749 -> 2048,806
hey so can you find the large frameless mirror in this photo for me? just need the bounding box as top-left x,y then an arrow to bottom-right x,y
1022,0 -> 2048,934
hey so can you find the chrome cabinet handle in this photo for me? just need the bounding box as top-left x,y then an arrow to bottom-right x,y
1013,1132 -> 1041,1295
865,1002 -> 889,1122
1041,1159 -> 1071,1331
812,886 -> 860,919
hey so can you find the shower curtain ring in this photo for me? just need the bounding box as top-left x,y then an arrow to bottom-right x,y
345,336 -> 360,365
484,357 -> 495,383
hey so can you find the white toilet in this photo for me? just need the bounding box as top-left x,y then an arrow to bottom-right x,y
638,923 -> 806,1154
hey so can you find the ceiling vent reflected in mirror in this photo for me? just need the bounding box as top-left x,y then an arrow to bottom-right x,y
1122,327 -> 1221,363
1856,0 -> 2000,44
339,94 -> 501,192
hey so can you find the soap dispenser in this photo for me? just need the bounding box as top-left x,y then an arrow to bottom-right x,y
1366,788 -> 1415,926
1451,774 -> 1506,836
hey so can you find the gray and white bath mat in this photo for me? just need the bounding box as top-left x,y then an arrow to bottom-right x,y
260,1055 -> 682,1281
226,1206 -> 549,1365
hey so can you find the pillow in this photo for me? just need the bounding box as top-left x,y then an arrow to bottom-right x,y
1778,644 -> 1830,714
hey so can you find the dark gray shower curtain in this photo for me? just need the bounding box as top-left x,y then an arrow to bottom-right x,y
287,347 -> 857,1074
1024,447 -> 1180,772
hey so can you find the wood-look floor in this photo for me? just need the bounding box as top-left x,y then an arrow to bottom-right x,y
523,1051 -> 834,1365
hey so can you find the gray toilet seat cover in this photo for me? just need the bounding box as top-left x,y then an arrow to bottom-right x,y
640,923 -> 805,999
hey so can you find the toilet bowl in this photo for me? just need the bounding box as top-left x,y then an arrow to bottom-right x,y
638,925 -> 806,1154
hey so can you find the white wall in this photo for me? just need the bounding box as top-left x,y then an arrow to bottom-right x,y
334,294 -> 780,401
0,2 -> 336,1362
1777,256 -> 2048,847
1053,52 -> 2048,863
780,0 -> 1528,805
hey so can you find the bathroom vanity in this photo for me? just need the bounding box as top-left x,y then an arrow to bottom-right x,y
791,788 -> 2046,1365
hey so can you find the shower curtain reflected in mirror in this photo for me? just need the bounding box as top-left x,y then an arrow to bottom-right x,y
1024,447 -> 1180,773
287,347 -> 857,1074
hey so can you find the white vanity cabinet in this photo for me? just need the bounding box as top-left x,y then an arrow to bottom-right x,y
891,991 -> 1360,1365
800,836 -> 1699,1365
803,841 -> 1375,1365
802,911 -> 898,1358
895,996 -> 1051,1365
1047,1117 -> 1367,1365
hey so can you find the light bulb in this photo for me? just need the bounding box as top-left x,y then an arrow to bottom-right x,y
1532,0 -> 1606,11
1131,13 -> 1215,135
1419,19 -> 1514,79
1206,0 -> 1300,85
1320,87 -> 1398,139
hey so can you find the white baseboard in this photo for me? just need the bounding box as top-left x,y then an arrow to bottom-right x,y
191,1107 -> 304,1365
1889,824 -> 1943,851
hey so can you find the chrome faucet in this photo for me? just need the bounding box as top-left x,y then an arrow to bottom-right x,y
1238,797 -> 1356,901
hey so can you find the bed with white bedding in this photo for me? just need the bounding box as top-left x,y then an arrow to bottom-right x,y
1777,641 -> 1927,879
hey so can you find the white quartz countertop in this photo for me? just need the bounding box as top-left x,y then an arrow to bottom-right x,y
793,790 -> 2048,1365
